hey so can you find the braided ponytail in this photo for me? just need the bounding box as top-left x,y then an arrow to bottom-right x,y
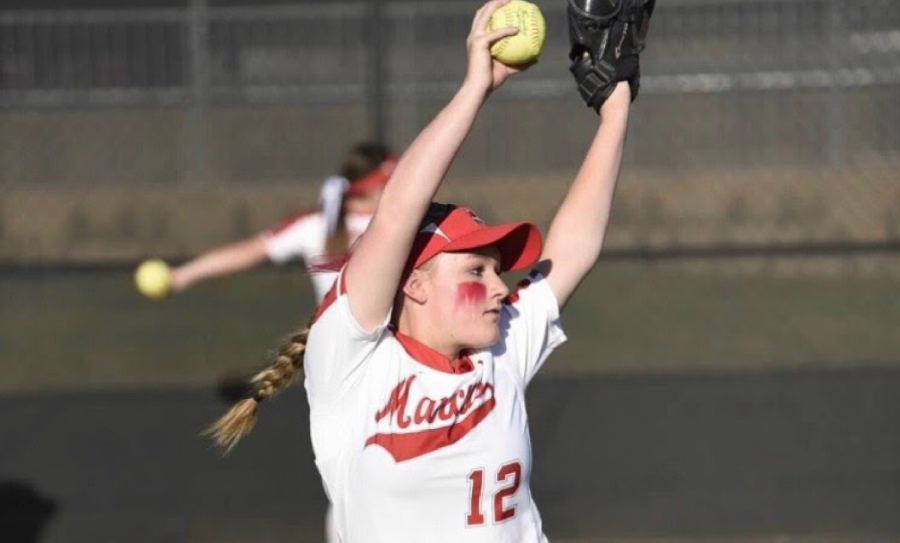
205,143 -> 392,453
204,323 -> 311,453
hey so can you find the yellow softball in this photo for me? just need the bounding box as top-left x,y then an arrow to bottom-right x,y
487,0 -> 546,66
134,259 -> 172,300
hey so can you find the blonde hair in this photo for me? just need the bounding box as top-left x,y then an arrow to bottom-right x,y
204,322 -> 311,453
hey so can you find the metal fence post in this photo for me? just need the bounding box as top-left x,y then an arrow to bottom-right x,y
186,0 -> 211,183
366,0 -> 387,142
827,0 -> 847,166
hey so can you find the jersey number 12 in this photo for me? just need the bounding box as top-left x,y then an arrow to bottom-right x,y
466,460 -> 522,526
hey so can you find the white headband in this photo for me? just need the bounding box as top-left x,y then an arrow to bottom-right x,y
319,175 -> 350,235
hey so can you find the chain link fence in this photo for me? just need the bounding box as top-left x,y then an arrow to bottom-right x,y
0,0 -> 899,384
1,0 -> 898,266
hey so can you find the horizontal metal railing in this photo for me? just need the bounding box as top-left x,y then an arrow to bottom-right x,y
0,0 -> 896,108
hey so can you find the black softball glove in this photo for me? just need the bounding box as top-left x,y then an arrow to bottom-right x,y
568,0 -> 656,112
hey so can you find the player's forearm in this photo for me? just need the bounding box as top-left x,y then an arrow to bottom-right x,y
345,82 -> 488,327
170,238 -> 268,291
377,82 -> 487,227
555,98 -> 629,258
542,84 -> 630,304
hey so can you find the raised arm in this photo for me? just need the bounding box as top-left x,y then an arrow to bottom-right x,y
344,0 -> 524,331
540,82 -> 631,308
541,0 -> 655,307
170,237 -> 269,293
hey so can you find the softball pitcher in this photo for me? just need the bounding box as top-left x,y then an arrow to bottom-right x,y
207,0 -> 653,541
168,141 -> 396,302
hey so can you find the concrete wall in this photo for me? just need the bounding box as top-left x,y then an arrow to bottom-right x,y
1,369 -> 898,542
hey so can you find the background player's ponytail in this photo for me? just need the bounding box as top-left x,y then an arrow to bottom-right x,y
204,322 -> 311,453
324,141 -> 393,256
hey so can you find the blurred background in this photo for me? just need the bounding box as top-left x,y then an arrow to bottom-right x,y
1,0 -> 898,541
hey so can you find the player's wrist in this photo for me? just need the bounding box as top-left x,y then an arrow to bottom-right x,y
168,268 -> 191,292
458,78 -> 492,105
460,75 -> 491,98
598,83 -> 631,121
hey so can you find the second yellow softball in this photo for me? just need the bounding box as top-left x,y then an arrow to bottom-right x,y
134,259 -> 172,300
487,0 -> 546,66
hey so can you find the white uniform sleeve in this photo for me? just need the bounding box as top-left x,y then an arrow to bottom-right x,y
496,269 -> 567,387
303,268 -> 391,409
261,212 -> 320,264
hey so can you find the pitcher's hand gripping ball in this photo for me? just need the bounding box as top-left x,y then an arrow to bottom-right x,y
134,259 -> 172,300
568,0 -> 656,112
487,0 -> 546,66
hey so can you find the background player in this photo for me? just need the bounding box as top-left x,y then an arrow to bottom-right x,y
207,0 -> 652,540
167,141 -> 395,302
170,140 -> 394,543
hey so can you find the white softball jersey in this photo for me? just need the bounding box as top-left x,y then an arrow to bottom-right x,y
304,269 -> 567,543
260,211 -> 373,302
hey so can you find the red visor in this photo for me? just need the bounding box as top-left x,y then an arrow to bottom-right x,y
407,205 -> 542,272
346,156 -> 398,196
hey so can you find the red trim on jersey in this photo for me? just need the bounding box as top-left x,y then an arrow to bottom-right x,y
503,269 -> 541,305
311,268 -> 348,325
265,209 -> 318,236
392,328 -> 475,374
265,209 -> 373,237
306,253 -> 351,274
